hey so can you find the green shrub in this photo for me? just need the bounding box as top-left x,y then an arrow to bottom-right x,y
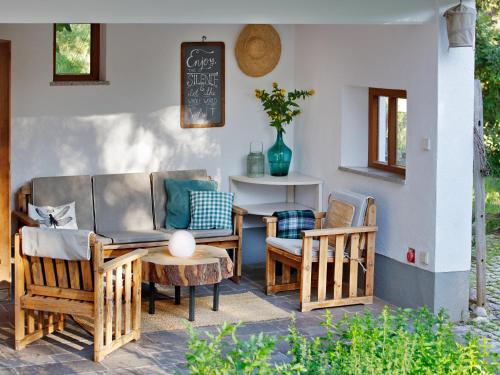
485,177 -> 500,234
186,307 -> 499,374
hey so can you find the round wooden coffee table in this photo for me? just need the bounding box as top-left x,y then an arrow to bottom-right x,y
141,245 -> 233,321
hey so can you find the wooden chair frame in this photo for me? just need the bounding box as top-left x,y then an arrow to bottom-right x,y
14,232 -> 147,362
13,182 -> 247,283
264,199 -> 377,312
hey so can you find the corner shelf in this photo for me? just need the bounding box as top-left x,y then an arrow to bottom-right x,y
229,172 -> 323,226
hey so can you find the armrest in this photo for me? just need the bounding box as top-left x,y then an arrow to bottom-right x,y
99,248 -> 149,273
12,211 -> 39,227
314,211 -> 327,219
263,216 -> 278,224
232,205 -> 248,216
302,226 -> 378,238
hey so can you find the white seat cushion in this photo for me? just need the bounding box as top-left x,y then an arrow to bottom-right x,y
98,230 -> 170,244
266,237 -> 335,257
159,228 -> 233,238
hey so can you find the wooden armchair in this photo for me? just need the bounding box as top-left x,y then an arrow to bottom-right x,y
264,198 -> 377,312
14,233 -> 147,362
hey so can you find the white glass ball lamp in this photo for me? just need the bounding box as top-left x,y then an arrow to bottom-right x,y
169,230 -> 196,258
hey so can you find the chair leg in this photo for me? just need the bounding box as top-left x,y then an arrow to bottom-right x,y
14,308 -> 25,350
266,249 -> 276,295
282,265 -> 291,284
57,313 -> 65,331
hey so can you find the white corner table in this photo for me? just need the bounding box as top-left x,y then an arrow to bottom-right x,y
229,172 -> 323,219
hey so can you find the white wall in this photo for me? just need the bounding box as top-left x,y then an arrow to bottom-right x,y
0,24 -> 296,195
294,21 -> 472,274
1,18 -> 474,275
434,7 -> 474,273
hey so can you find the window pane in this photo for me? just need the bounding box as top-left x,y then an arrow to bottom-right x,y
396,98 -> 407,166
377,96 -> 389,163
55,24 -> 91,75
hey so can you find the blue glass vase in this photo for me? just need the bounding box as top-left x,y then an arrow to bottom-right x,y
268,129 -> 292,176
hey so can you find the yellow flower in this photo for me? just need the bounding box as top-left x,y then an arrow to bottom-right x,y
272,82 -> 278,89
308,89 -> 315,96
280,89 -> 286,96
255,89 -> 262,98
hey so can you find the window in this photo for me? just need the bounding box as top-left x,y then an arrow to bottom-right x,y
53,24 -> 100,81
368,88 -> 407,176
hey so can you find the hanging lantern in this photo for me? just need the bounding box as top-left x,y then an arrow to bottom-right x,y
443,1 -> 477,48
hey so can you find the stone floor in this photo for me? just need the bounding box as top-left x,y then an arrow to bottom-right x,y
457,234 -> 500,353
0,264 -> 393,374
1,257 -> 498,374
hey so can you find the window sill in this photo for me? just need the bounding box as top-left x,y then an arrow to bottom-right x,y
338,166 -> 406,185
50,80 -> 110,86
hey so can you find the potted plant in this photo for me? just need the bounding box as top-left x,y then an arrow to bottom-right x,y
255,82 -> 314,176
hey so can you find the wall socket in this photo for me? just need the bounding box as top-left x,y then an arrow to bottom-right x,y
419,251 -> 429,265
421,138 -> 431,151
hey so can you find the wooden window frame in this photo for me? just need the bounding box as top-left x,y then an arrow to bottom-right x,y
368,87 -> 407,176
53,24 -> 100,81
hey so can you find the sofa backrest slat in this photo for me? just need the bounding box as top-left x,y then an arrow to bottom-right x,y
151,169 -> 208,230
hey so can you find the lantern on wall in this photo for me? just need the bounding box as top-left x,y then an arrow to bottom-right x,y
443,1 -> 477,48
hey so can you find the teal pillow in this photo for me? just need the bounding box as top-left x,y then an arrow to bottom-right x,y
164,179 -> 217,229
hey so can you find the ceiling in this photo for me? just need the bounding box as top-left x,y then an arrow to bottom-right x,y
0,0 -> 463,24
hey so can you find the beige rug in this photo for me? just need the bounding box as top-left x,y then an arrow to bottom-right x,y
142,291 -> 290,332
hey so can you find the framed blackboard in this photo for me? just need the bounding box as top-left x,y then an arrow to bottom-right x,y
181,42 -> 225,128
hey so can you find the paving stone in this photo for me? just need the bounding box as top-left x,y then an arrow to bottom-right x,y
14,359 -> 106,374
458,236 -> 500,352
101,351 -> 161,370
0,264 -> 395,373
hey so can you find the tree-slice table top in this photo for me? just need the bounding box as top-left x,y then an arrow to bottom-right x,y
141,245 -> 233,287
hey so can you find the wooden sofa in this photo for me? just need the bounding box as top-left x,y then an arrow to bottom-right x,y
13,170 -> 247,282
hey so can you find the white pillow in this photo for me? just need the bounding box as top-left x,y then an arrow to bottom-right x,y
28,202 -> 78,230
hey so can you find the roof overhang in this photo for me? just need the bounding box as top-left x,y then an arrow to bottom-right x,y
0,0 -> 462,24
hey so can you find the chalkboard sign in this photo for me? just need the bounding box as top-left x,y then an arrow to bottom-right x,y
181,42 -> 225,128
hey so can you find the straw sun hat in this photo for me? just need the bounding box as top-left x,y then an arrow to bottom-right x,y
235,24 -> 281,77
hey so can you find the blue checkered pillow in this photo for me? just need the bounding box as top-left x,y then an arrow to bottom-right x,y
188,191 -> 234,230
273,210 -> 316,239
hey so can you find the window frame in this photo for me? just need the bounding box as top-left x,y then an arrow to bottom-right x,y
368,87 -> 407,176
53,23 -> 100,82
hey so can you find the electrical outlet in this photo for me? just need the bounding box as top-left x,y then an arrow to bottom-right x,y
421,138 -> 431,151
420,251 -> 429,265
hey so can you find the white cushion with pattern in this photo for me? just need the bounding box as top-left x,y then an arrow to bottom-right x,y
266,237 -> 335,257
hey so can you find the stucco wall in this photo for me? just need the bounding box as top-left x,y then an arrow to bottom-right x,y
0,24 -> 296,195
1,19 -> 474,277
293,21 -> 473,274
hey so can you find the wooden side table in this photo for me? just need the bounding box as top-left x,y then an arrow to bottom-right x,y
141,245 -> 233,321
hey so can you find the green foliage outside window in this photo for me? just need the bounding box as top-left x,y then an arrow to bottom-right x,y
475,1 -> 500,176
186,307 -> 498,374
55,23 -> 91,75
